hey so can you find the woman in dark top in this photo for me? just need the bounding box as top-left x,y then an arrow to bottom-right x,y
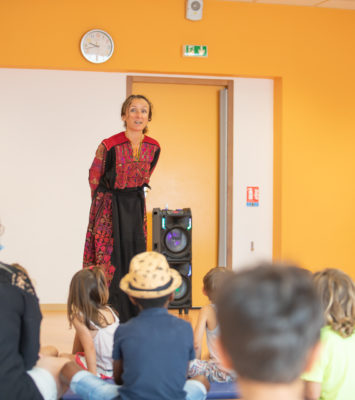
0,258 -> 68,399
83,95 -> 160,323
0,261 -> 44,399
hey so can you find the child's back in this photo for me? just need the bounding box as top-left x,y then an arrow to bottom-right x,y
205,304 -> 219,361
303,268 -> 355,400
67,267 -> 119,377
84,305 -> 119,374
113,307 -> 194,400
189,267 -> 235,382
304,326 -> 355,399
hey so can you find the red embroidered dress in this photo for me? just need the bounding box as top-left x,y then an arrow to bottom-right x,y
83,132 -> 160,322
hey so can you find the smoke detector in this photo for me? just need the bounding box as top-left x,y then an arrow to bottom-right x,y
186,0 -> 203,21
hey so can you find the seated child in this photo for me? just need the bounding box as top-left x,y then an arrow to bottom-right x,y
188,267 -> 236,382
0,261 -> 69,400
60,251 -> 209,400
62,267 -> 119,378
302,268 -> 355,400
216,263 -> 324,400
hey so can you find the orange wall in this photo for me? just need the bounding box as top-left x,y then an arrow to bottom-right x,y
1,0 -> 355,278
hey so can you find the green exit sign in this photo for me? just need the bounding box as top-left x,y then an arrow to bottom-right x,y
183,45 -> 208,58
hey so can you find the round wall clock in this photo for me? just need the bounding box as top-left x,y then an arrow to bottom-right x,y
80,29 -> 114,64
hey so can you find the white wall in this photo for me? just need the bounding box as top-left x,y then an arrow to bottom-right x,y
0,69 -> 273,302
233,78 -> 274,269
0,69 -> 127,302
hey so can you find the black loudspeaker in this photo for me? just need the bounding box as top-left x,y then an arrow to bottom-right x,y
153,208 -> 192,312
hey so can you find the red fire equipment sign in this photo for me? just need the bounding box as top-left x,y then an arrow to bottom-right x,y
247,186 -> 259,207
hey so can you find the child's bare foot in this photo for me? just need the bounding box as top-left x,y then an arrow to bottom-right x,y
40,345 -> 59,357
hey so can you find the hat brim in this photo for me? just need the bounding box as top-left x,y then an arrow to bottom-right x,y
120,268 -> 182,299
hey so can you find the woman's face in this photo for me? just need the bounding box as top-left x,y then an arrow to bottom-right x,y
122,98 -> 150,133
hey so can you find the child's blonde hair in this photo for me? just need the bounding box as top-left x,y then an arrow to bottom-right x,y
67,267 -> 110,330
203,267 -> 232,303
313,268 -> 355,338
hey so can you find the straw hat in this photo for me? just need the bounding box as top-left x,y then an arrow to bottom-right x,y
120,251 -> 182,299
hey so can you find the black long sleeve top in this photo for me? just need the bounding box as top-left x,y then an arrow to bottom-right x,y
0,262 -> 43,400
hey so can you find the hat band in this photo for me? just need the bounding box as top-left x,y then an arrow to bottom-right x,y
128,277 -> 174,292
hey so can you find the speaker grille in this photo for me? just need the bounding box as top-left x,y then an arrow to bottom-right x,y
165,228 -> 188,253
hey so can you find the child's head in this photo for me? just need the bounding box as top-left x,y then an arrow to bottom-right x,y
216,263 -> 323,383
67,266 -> 109,329
313,268 -> 355,338
120,251 -> 182,310
203,266 -> 232,303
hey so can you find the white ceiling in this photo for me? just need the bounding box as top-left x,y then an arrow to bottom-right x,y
219,0 -> 355,10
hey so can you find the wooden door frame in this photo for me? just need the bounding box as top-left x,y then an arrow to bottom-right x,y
127,75 -> 234,269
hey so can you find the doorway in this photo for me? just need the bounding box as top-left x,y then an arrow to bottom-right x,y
128,76 -> 233,306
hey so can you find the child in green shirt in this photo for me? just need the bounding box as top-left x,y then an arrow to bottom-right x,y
303,268 -> 355,400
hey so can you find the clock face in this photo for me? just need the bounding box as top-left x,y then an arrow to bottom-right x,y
80,29 -> 114,64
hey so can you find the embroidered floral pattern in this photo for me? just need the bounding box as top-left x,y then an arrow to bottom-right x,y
89,144 -> 107,197
83,134 -> 160,286
114,142 -> 156,189
83,192 -> 116,285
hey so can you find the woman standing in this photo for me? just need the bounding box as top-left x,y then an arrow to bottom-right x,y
83,95 -> 160,322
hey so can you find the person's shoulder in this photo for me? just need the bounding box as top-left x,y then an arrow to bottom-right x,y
0,262 -> 37,298
321,325 -> 341,340
102,131 -> 128,151
202,303 -> 215,313
321,325 -> 355,344
168,312 -> 193,330
143,134 -> 160,148
115,314 -> 140,334
319,326 -> 348,352
0,262 -> 13,284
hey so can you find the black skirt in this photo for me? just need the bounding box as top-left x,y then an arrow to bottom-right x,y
109,186 -> 146,322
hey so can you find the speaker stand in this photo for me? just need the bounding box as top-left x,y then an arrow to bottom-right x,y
178,308 -> 190,315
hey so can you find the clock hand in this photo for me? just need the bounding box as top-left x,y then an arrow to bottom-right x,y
86,43 -> 100,48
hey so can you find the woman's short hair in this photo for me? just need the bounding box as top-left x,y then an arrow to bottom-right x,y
313,268 -> 355,338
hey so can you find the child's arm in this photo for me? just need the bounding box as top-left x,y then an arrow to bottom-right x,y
304,381 -> 321,400
72,317 -> 97,375
193,305 -> 209,359
113,359 -> 123,385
